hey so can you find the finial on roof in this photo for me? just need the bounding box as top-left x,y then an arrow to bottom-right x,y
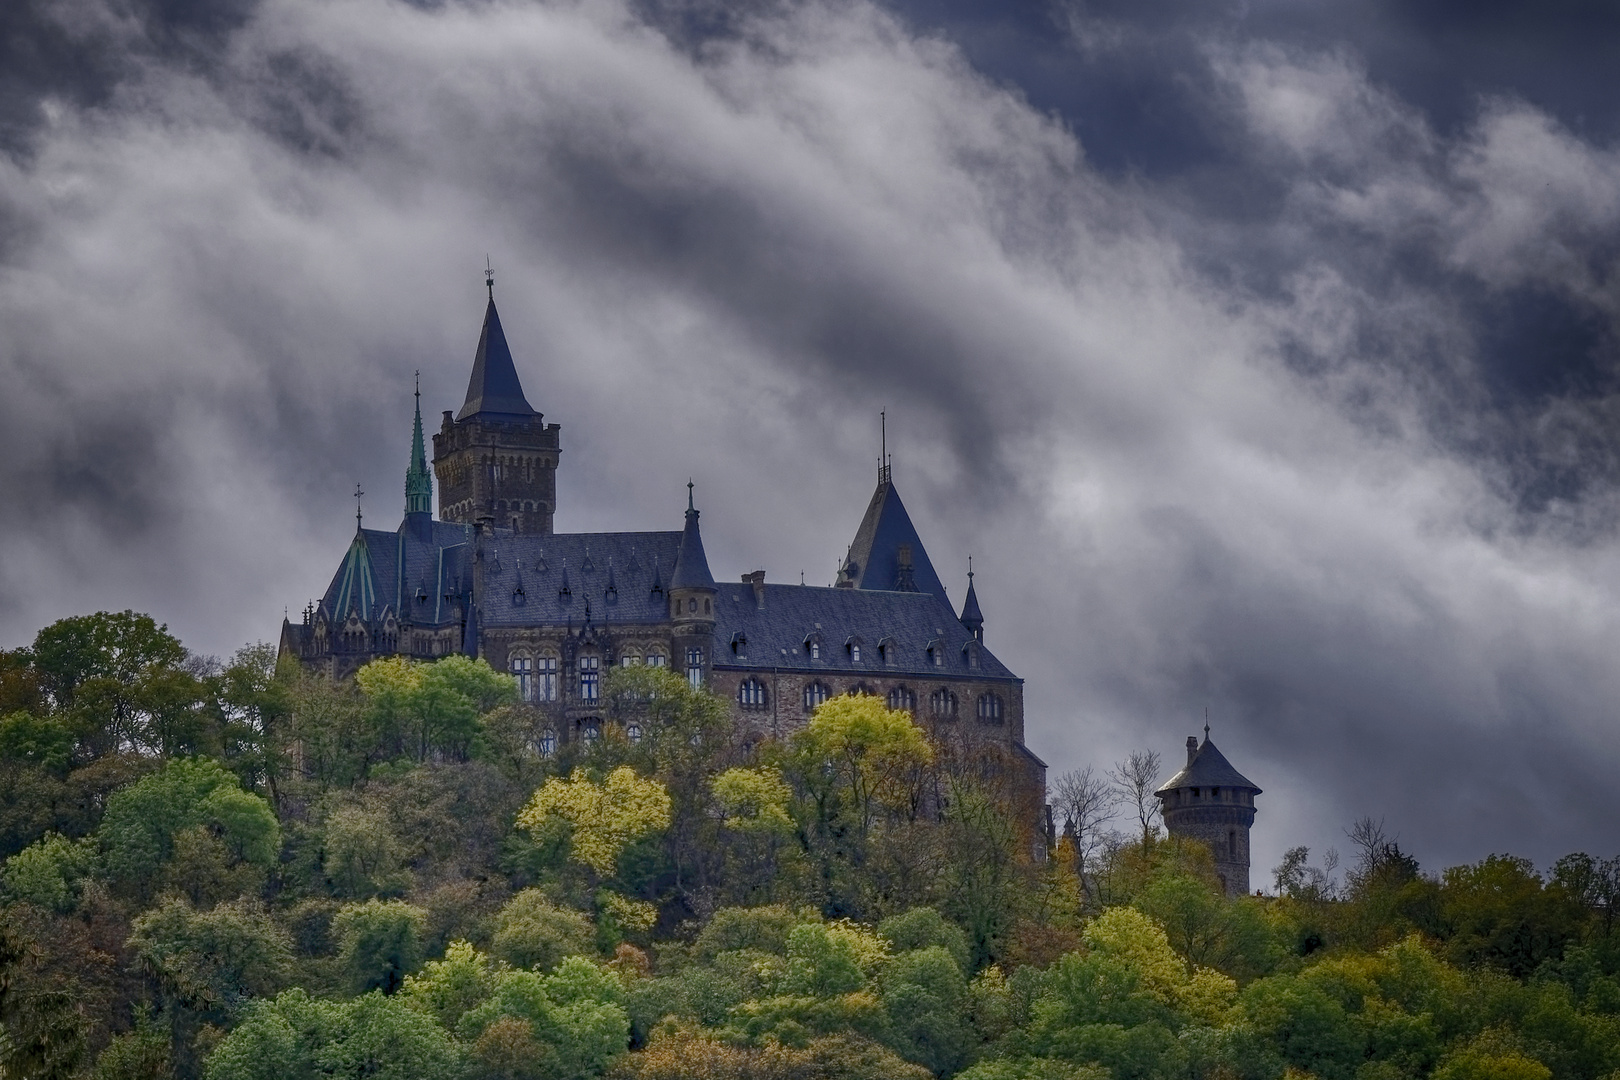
485,255 -> 494,301
1204,707 -> 1210,742
687,479 -> 695,512
879,409 -> 890,484
968,554 -> 974,581
354,483 -> 364,530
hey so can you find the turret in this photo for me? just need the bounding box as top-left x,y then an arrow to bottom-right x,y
669,481 -> 717,687
1155,727 -> 1262,897
959,560 -> 984,642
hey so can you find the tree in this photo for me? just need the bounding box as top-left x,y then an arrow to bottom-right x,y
458,957 -> 630,1080
880,945 -> 969,1073
788,695 -> 931,838
1051,766 -> 1116,906
332,899 -> 428,995
355,655 -> 517,764
97,757 -> 280,901
2,832 -> 96,912
516,767 -> 671,878
1108,750 -> 1161,847
204,988 -> 460,1080
128,898 -> 293,1018
491,889 -> 595,972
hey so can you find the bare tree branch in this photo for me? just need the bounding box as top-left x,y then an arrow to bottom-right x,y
1108,749 -> 1162,847
1052,765 -> 1118,905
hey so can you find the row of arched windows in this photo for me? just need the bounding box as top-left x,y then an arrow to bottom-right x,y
734,679 -> 1002,723
509,650 -> 666,703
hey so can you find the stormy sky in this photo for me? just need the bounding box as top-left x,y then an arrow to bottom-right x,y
3,0 -> 1618,882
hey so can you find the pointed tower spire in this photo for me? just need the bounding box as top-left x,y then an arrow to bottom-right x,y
670,482 -> 717,591
457,268 -> 538,420
959,557 -> 984,641
405,371 -> 433,518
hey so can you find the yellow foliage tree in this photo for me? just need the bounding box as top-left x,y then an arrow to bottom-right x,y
1083,906 -> 1236,1024
516,767 -> 672,876
789,693 -> 931,833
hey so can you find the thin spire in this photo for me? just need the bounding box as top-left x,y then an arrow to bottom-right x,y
485,255 -> 495,302
879,410 -> 890,484
405,371 -> 433,516
687,478 -> 695,511
1204,706 -> 1210,742
354,483 -> 364,530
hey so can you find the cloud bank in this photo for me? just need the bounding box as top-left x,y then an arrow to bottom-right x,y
1,0 -> 1618,878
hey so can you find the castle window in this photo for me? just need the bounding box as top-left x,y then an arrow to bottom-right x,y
581,719 -> 601,744
687,647 -> 704,688
803,681 -> 829,710
878,637 -> 897,665
849,640 -> 862,663
704,599 -> 711,614
731,632 -> 748,658
580,655 -> 600,702
627,723 -> 642,745
537,656 -> 558,701
1212,787 -> 1221,800
886,686 -> 916,714
976,693 -> 1003,723
930,689 -> 958,719
621,654 -> 639,667
510,656 -> 533,701
1228,830 -> 1237,858
646,652 -> 666,668
738,678 -> 768,710
688,598 -> 697,614
538,729 -> 557,757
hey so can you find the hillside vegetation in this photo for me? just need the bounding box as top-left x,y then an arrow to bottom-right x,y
0,610 -> 1616,1080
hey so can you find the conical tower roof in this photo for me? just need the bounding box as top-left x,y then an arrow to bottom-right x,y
457,297 -> 538,420
405,376 -> 433,515
670,483 -> 717,590
959,569 -> 983,632
1156,736 -> 1262,796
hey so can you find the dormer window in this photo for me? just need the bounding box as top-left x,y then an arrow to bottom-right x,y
846,637 -> 864,663
804,633 -> 823,660
878,636 -> 898,666
731,632 -> 748,658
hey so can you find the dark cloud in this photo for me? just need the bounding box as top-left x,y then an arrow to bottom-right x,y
1,0 -> 1618,880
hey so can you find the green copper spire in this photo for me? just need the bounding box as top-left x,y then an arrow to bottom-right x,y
405,371 -> 433,516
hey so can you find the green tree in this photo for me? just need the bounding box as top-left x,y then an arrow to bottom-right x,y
333,899 -> 428,995
2,831 -> 96,912
97,757 -> 280,901
204,987 -> 460,1080
880,945 -> 970,1073
459,957 -> 630,1080
0,712 -> 75,775
128,898 -> 293,1018
355,655 -> 517,764
491,889 -> 595,972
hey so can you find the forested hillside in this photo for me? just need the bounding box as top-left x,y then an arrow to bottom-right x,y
1,610 -> 1616,1080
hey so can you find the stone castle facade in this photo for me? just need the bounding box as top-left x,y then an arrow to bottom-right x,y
279,287 -> 1046,828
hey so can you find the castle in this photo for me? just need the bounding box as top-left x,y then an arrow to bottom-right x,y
279,284 -> 1047,827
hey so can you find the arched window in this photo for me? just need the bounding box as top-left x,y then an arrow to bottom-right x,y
581,719 -> 601,744
1228,830 -> 1238,858
579,654 -> 600,702
803,681 -> 829,711
976,693 -> 1003,723
804,633 -> 822,660
510,655 -> 533,702
686,647 -> 704,688
538,729 -> 556,756
886,686 -> 916,713
847,638 -> 863,663
738,678 -> 768,710
930,689 -> 958,719
627,723 -> 643,745
646,652 -> 667,668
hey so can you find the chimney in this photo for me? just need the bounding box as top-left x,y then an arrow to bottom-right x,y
743,570 -> 766,608
1186,736 -> 1198,766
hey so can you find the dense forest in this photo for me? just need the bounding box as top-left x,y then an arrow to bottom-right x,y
0,610 -> 1616,1080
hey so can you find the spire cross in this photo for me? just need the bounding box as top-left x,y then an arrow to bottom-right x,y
414,369 -> 420,400
1204,706 -> 1210,741
968,554 -> 974,582
354,484 -> 365,529
485,256 -> 495,301
687,479 -> 694,511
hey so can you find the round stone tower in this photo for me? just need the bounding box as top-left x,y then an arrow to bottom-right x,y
1155,729 -> 1261,897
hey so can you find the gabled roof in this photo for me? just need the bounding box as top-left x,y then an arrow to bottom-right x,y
836,476 -> 946,596
457,298 -> 538,420
1155,737 -> 1262,796
712,581 -> 1017,680
478,531 -> 683,626
330,530 -> 379,622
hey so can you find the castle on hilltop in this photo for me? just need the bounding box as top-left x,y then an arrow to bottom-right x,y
1156,726 -> 1262,896
278,282 -> 1047,831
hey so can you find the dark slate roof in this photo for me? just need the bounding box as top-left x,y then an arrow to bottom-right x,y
479,530 -> 682,627
836,477 -> 947,596
457,298 -> 538,420
712,581 -> 1017,680
670,503 -> 717,591
1155,738 -> 1262,795
322,521 -> 475,628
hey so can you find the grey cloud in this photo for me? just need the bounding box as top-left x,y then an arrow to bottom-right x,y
1,0 -> 1618,881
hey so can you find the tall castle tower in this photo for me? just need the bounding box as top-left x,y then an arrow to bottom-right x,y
1155,729 -> 1261,897
432,278 -> 561,533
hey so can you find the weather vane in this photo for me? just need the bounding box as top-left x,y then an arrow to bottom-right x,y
354,483 -> 365,529
485,255 -> 495,301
